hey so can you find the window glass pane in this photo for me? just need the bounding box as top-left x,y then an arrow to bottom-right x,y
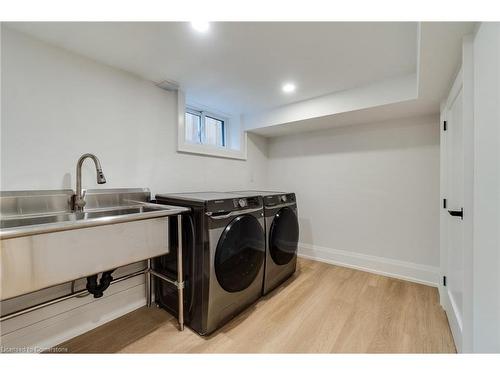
185,112 -> 201,143
204,116 -> 225,147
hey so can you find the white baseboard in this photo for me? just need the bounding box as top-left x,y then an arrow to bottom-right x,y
0,275 -> 146,351
298,242 -> 440,287
440,288 -> 463,352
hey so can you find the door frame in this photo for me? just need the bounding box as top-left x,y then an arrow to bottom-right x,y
439,36 -> 475,353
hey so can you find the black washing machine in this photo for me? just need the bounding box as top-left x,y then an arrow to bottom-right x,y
154,192 -> 265,335
230,191 -> 299,295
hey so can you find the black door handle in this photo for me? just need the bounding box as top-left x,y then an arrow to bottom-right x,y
448,208 -> 463,219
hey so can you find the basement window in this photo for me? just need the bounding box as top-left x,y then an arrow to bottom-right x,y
185,108 -> 226,147
177,91 -> 247,160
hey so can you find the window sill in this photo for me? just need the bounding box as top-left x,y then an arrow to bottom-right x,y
177,141 -> 247,160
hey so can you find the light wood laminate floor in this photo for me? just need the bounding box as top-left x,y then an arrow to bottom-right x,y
58,258 -> 456,353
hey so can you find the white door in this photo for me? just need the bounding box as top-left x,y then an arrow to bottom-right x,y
442,71 -> 465,351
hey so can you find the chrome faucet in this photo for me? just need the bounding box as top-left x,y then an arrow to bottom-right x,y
74,153 -> 106,211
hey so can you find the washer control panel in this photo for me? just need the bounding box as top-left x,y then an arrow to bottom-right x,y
205,196 -> 262,214
231,196 -> 261,209
237,198 -> 248,208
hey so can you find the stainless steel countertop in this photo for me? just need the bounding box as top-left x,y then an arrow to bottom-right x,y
0,203 -> 189,240
0,202 -> 190,240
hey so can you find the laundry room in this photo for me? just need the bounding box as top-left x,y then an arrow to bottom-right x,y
1,1 -> 500,372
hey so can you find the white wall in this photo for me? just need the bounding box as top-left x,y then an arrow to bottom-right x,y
267,115 -> 441,285
0,26 -> 268,350
472,22 -> 500,353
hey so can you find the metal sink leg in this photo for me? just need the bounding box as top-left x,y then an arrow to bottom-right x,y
146,258 -> 152,308
177,214 -> 184,331
147,213 -> 184,331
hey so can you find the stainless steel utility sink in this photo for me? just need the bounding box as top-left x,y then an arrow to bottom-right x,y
0,189 -> 189,300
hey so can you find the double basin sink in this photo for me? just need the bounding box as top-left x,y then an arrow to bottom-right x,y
0,188 -> 188,300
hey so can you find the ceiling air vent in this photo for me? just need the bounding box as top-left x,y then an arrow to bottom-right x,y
155,79 -> 179,91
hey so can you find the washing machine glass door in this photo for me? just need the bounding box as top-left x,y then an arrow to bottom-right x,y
215,214 -> 265,292
269,207 -> 299,265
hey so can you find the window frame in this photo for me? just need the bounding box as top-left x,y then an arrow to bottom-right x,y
184,109 -> 203,145
204,114 -> 226,147
185,107 -> 227,148
177,90 -> 247,160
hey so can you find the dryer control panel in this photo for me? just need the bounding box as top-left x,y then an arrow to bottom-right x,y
263,193 -> 296,207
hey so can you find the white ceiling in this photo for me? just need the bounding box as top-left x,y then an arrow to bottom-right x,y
246,22 -> 477,136
6,22 -> 418,115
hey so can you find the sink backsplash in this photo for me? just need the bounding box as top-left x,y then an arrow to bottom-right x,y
0,190 -> 73,218
83,188 -> 151,210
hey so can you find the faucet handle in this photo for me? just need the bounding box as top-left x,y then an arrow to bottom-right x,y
72,194 -> 87,211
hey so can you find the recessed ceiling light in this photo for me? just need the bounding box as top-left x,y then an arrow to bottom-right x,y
191,21 -> 210,33
282,82 -> 296,94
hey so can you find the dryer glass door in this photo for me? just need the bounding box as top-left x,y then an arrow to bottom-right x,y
269,207 -> 299,265
215,214 -> 265,292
